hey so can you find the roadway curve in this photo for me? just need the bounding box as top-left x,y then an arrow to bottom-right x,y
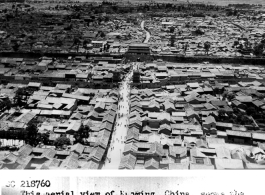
141,21 -> 151,43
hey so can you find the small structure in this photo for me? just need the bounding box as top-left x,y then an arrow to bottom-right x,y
127,44 -> 150,55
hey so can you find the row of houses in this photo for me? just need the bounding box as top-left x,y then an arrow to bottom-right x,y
133,62 -> 265,85
120,138 -> 265,170
0,143 -> 105,169
0,56 -> 125,88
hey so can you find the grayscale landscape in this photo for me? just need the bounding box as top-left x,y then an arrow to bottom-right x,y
0,0 -> 265,170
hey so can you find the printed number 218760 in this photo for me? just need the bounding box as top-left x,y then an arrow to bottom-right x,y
21,180 -> 51,188
5,180 -> 51,188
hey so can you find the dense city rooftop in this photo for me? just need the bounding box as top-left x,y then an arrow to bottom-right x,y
1,1 -> 265,169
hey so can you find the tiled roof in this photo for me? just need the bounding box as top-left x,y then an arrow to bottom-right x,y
18,145 -> 33,158
99,121 -> 113,131
149,142 -> 164,156
144,157 -> 159,169
215,147 -> 231,159
215,158 -> 244,170
123,142 -> 138,154
88,146 -> 105,162
71,143 -> 85,155
169,146 -> 187,158
60,156 -> 79,169
1,153 -> 18,163
119,153 -> 136,170
96,130 -> 111,149
102,114 -> 115,124
81,161 -> 99,169
41,148 -> 57,159
126,128 -> 139,143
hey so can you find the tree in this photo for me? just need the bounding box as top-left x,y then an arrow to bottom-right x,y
185,85 -> 191,91
83,40 -> 88,49
233,107 -> 240,114
204,41 -> 211,55
212,14 -> 218,18
100,31 -> 106,38
14,87 -> 32,107
80,125 -> 89,139
29,41 -> 35,52
64,23 -> 73,31
0,100 -> 5,111
170,34 -> 176,47
12,41 -> 20,52
25,123 -> 38,146
15,7 -> 18,17
104,16 -> 110,22
70,37 -> 81,52
54,136 -> 71,148
74,131 -> 82,143
36,132 -> 49,145
74,124 -> 89,144
227,10 -> 234,16
222,91 -> 228,100
56,40 -> 63,47
253,43 -> 264,56
169,26 -> 175,33
227,92 -> 235,101
218,110 -> 227,121
0,97 -> 12,111
246,106 -> 256,116
195,28 -> 204,35
234,40 -> 239,47
14,87 -> 25,107
183,42 -> 189,55
213,87 -> 219,95
185,22 -> 191,28
5,98 -> 12,111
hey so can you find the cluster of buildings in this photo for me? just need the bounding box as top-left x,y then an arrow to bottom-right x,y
0,3 -> 146,54
132,62 -> 265,87
0,56 -> 127,90
1,59 -> 265,169
1,2 -> 264,58
118,62 -> 265,169
145,15 -> 265,56
1,2 -> 265,170
0,79 -> 120,169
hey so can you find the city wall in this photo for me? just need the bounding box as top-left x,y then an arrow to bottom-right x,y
0,52 -> 124,60
151,55 -> 265,65
125,54 -> 265,65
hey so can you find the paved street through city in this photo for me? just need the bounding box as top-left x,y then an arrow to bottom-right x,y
103,67 -> 133,169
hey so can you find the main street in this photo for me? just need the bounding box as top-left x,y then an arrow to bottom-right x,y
103,66 -> 133,169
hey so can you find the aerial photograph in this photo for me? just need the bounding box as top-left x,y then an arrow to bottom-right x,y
0,0 -> 265,170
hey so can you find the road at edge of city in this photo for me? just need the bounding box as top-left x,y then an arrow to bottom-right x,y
141,21 -> 151,43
